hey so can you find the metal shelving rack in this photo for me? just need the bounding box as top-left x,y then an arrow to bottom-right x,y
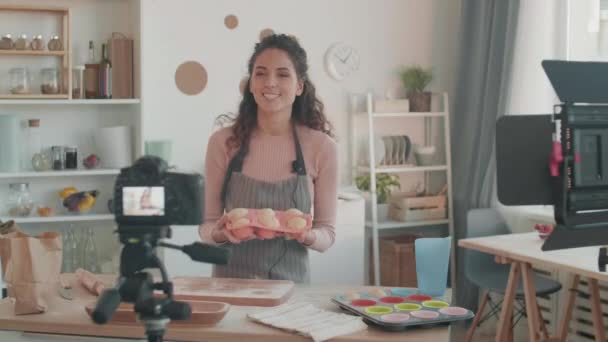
353,92 -> 454,286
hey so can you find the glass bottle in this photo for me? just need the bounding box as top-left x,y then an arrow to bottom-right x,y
61,229 -> 74,273
88,40 -> 95,63
40,68 -> 60,94
98,43 -> 112,98
68,226 -> 80,271
72,66 -> 85,99
9,67 -> 31,95
6,183 -> 33,217
83,227 -> 100,273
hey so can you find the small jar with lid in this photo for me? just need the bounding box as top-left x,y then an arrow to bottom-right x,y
6,183 -> 33,217
30,35 -> 44,51
64,146 -> 78,169
14,34 -> 28,50
9,67 -> 31,95
0,34 -> 14,50
51,146 -> 64,170
47,35 -> 63,51
41,68 -> 60,94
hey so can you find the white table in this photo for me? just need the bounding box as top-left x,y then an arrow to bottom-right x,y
459,232 -> 607,342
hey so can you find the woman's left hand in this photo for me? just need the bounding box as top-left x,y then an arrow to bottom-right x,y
288,230 -> 315,246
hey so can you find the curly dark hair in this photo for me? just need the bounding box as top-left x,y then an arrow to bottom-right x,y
222,34 -> 335,151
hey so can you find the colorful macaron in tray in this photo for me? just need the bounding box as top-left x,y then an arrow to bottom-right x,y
224,207 -> 313,240
332,287 -> 474,331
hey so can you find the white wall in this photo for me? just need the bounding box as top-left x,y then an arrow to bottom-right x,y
140,0 -> 461,185
140,0 -> 462,276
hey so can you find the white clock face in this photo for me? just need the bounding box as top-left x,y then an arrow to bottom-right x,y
325,42 -> 360,81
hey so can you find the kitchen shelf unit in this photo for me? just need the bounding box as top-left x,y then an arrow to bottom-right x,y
0,4 -> 71,99
0,213 -> 114,224
352,92 -> 454,286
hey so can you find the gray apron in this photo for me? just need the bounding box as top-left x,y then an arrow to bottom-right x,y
213,126 -> 312,283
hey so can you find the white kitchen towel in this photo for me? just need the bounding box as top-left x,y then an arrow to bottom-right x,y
248,301 -> 367,342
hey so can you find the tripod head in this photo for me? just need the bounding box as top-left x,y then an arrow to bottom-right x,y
92,225 -> 229,342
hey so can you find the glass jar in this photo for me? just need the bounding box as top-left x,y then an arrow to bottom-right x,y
72,66 -> 85,99
14,34 -> 28,50
51,145 -> 64,170
65,146 -> 77,169
0,34 -> 13,50
40,68 -> 60,94
9,67 -> 31,95
30,35 -> 44,51
6,183 -> 33,217
47,35 -> 63,51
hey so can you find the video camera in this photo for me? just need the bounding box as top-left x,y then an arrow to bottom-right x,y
92,156 -> 230,342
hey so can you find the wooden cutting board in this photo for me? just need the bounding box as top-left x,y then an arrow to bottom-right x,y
171,277 -> 295,307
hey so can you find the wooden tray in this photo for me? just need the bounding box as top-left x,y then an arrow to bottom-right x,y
171,277 -> 295,307
84,300 -> 230,326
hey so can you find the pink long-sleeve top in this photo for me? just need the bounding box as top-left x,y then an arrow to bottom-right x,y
199,124 -> 338,252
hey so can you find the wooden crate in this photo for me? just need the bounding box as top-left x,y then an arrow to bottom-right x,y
369,234 -> 420,287
388,193 -> 447,222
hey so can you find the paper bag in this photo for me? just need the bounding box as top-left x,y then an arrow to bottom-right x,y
0,230 -> 62,315
108,32 -> 134,98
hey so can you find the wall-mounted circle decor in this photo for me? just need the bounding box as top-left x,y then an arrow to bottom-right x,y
259,28 -> 274,41
175,61 -> 208,95
225,15 -> 239,29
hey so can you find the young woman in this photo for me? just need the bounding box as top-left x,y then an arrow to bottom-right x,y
199,34 -> 338,283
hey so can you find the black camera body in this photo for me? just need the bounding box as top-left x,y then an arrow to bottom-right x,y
113,156 -> 203,227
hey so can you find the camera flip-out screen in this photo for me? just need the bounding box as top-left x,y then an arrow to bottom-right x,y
123,186 -> 165,216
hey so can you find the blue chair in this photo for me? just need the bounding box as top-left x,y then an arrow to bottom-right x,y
465,208 -> 562,342
415,236 -> 451,297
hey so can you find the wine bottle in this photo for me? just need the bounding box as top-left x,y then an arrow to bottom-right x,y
99,43 -> 112,99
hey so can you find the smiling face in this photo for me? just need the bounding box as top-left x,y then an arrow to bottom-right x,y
250,48 -> 304,120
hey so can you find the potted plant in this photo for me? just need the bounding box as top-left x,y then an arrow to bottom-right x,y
355,173 -> 400,221
400,65 -> 433,112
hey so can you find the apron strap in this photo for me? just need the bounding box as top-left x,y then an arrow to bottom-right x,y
220,124 -> 308,205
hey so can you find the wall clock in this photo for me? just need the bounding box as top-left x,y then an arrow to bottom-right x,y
324,42 -> 360,81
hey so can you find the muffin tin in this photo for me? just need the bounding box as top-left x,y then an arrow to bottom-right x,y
332,288 -> 474,331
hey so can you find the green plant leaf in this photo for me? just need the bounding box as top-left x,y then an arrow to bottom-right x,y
400,65 -> 433,93
354,173 -> 401,204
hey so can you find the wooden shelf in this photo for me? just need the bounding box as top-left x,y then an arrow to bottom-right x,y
0,4 -> 68,13
365,219 -> 449,230
0,94 -> 69,100
0,98 -> 141,105
372,111 -> 446,118
1,213 -> 115,224
0,169 -> 120,179
0,50 -> 66,56
357,165 -> 448,173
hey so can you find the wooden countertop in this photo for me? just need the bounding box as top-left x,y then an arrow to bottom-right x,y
0,275 -> 449,341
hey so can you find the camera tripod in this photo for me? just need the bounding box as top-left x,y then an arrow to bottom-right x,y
92,225 -> 229,342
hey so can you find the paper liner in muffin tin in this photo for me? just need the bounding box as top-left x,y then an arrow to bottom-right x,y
331,287 -> 474,331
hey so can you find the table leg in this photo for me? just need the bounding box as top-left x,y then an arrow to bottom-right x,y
556,274 -> 579,342
521,262 -> 541,342
496,262 -> 520,342
466,290 -> 489,342
588,278 -> 606,342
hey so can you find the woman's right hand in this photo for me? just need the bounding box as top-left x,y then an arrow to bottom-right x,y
212,215 -> 250,244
